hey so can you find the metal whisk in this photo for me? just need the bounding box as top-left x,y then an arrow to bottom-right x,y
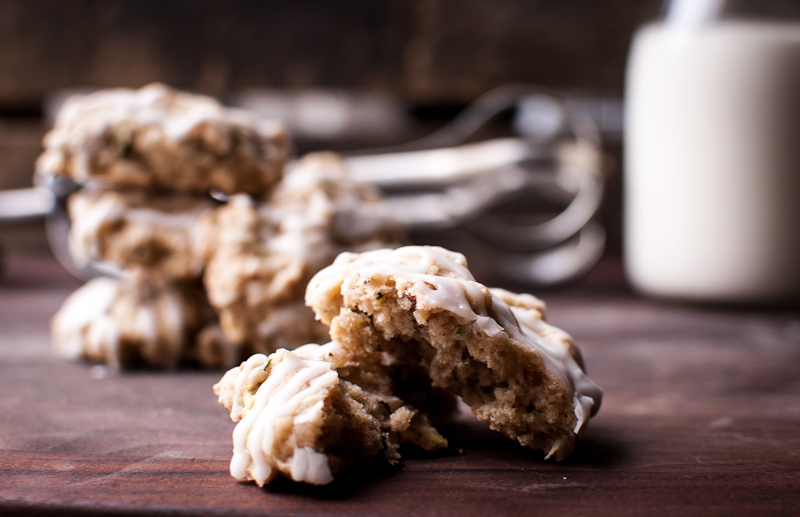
0,85 -> 605,286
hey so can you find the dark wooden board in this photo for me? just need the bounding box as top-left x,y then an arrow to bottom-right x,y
0,0 -> 659,106
1,254 -> 799,516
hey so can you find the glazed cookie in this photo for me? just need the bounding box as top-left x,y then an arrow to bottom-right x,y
52,273 -> 235,369
67,188 -> 216,280
36,83 -> 289,196
213,342 -> 448,486
306,246 -> 603,460
267,152 -> 405,247
201,152 -> 405,354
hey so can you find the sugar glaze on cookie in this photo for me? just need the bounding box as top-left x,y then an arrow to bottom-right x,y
52,274 -> 230,369
214,342 -> 449,486
36,83 -> 289,195
227,352 -> 337,486
307,245 -> 602,460
68,189 -> 215,279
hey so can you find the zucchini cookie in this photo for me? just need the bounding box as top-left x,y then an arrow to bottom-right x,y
305,245 -> 602,460
67,188 -> 216,280
36,83 -> 289,196
52,272 -> 234,369
201,152 -> 405,354
213,342 -> 448,486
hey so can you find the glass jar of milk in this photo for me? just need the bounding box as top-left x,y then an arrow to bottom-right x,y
625,0 -> 800,304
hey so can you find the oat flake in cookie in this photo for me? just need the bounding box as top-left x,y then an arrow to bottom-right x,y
36,83 -> 289,196
306,245 -> 603,460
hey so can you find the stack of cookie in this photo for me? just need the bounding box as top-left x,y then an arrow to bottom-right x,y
40,84 -> 404,369
214,245 -> 603,486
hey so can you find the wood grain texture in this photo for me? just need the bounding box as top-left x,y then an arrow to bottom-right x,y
0,254 -> 798,516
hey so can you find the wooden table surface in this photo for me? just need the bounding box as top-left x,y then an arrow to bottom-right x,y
1,252 -> 798,516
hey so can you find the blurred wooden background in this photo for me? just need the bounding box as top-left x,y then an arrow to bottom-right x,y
0,0 -> 662,254
1,0 -> 660,106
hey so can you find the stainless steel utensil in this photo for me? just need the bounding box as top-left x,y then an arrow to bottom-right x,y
0,85 -> 605,286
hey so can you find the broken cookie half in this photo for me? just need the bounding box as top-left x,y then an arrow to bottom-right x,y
306,245 -> 602,461
213,341 -> 448,486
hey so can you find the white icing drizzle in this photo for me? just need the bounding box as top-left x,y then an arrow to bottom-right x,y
153,289 -> 185,366
228,350 -> 337,486
51,273 -> 197,369
291,342 -> 337,361
264,206 -> 331,268
324,246 -> 504,336
257,152 -> 403,268
135,306 -> 158,359
258,301 -> 314,339
230,353 -> 268,422
68,193 -> 125,264
68,190 -> 212,275
125,206 -> 210,229
85,314 -> 121,368
502,301 -> 602,435
276,155 -> 400,244
290,445 -> 333,485
52,277 -> 120,360
37,83 -> 286,183
307,245 -> 603,438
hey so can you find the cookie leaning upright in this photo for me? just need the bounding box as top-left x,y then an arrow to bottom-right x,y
305,245 -> 603,460
199,152 -> 406,354
35,83 -> 289,195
